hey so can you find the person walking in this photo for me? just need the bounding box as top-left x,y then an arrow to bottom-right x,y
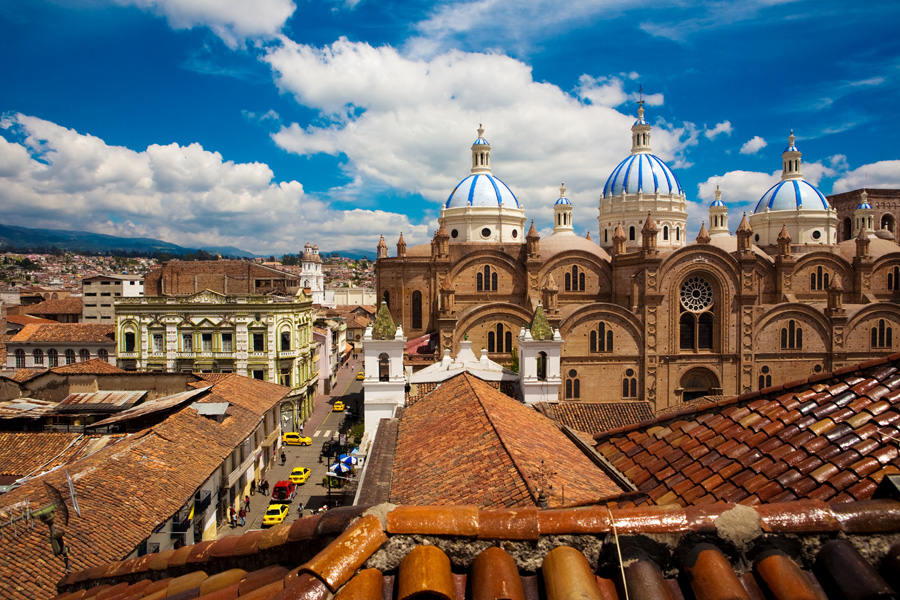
244,495 -> 251,512
280,451 -> 287,466
238,507 -> 246,526
229,506 -> 237,528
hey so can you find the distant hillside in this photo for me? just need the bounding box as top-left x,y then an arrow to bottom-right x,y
0,223 -> 260,258
330,249 -> 377,260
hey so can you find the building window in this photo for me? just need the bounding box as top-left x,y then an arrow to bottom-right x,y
379,352 -> 390,382
98,349 -> 108,362
153,334 -> 164,353
679,276 -> 715,352
79,349 -> 90,362
124,332 -> 136,353
412,290 -> 423,329
65,349 -> 76,365
811,266 -> 829,291
663,226 -> 669,241
889,267 -> 900,291
781,320 -> 803,349
590,322 -> 614,353
477,266 -> 498,292
48,349 -> 58,368
487,323 -> 512,353
537,352 -> 548,381
564,266 -> 586,292
566,369 -> 580,399
252,370 -> 264,380
201,333 -> 213,352
14,349 -> 25,368
759,365 -> 772,390
182,333 -> 193,352
281,368 -> 291,387
221,333 -> 233,353
676,226 -> 680,241
253,333 -> 265,352
622,368 -> 637,398
629,226 -> 636,241
33,349 -> 44,365
872,319 -> 893,349
280,330 -> 290,352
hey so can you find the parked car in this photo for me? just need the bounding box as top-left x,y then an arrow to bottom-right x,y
333,401 -> 345,412
262,502 -> 289,527
356,370 -> 364,380
282,432 -> 312,446
289,466 -> 311,484
321,440 -> 337,455
271,480 -> 297,502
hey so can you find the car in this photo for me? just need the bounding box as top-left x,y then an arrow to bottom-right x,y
333,401 -> 345,412
356,370 -> 364,380
271,480 -> 297,502
321,440 -> 337,455
282,432 -> 312,446
262,502 -> 290,527
289,466 -> 311,484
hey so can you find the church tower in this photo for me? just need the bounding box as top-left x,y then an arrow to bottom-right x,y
300,242 -> 325,305
709,186 -> 729,236
552,184 -> 575,236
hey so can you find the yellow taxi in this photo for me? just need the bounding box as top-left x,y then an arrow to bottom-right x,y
356,370 -> 364,380
282,432 -> 311,446
333,401 -> 345,412
289,466 -> 311,484
262,503 -> 290,527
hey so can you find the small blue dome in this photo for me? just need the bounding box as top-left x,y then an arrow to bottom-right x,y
473,136 -> 489,146
857,201 -> 873,210
603,153 -> 684,197
446,174 -> 518,209
753,179 -> 830,213
710,199 -> 726,207
555,197 -> 571,205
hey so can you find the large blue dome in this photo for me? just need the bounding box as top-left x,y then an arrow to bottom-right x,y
446,174 -> 519,209
753,179 -> 829,213
603,153 -> 684,197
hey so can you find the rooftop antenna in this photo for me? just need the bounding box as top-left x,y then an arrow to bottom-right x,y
0,470 -> 82,574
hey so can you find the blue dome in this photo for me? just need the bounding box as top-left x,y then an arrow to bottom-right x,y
473,136 -> 489,146
857,201 -> 873,210
710,199 -> 726,207
446,174 -> 519,209
753,179 -> 830,213
603,153 -> 684,197
555,197 -> 571,205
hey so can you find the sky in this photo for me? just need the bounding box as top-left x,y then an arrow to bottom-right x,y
1,0 -> 899,256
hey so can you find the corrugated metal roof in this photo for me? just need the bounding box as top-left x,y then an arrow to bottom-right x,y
86,386 -> 212,428
60,390 -> 146,407
0,398 -> 58,420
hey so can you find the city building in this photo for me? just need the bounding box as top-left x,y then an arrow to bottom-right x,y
829,188 -> 900,243
374,115 -> 900,412
82,273 -> 144,322
4,323 -> 116,371
115,260 -> 317,430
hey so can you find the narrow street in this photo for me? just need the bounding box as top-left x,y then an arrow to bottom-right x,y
217,356 -> 364,536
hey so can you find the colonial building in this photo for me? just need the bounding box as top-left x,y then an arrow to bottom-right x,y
114,260 -> 317,430
375,114 -> 900,412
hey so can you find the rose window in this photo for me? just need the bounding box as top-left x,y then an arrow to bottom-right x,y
680,276 -> 713,312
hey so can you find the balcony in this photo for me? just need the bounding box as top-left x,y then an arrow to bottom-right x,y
278,350 -> 297,359
118,351 -> 139,359
194,490 -> 212,514
171,510 -> 191,533
177,352 -> 196,359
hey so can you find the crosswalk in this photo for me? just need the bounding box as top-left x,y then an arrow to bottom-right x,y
313,430 -> 332,438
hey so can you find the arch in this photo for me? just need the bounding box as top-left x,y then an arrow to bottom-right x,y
378,352 -> 390,382
754,304 -> 832,353
882,213 -> 895,233
65,349 -> 76,364
537,352 -> 548,381
411,290 -> 423,329
452,302 -> 533,355
98,349 -> 109,362
538,251 -> 612,297
679,368 -> 720,402
791,253 -> 852,294
79,349 -> 90,362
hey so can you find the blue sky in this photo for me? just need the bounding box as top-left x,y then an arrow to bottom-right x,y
1,0 -> 898,255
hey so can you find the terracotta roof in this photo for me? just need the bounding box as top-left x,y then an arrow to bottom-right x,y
54,498 -> 900,600
23,297 -> 83,315
0,432 -> 88,477
391,372 -> 626,508
142,260 -> 301,296
7,367 -> 48,382
10,323 -> 115,344
6,314 -> 57,326
0,397 -> 57,420
0,375 -> 290,600
535,401 -> 655,434
594,353 -> 900,507
51,358 -> 124,374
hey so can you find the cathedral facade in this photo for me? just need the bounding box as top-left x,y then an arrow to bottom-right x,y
375,110 -> 900,412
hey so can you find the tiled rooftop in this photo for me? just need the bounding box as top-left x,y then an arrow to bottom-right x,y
10,323 -> 115,343
534,400 -> 655,434
51,358 -> 124,374
23,297 -> 83,315
595,353 -> 900,507
391,373 -> 627,508
0,432 -> 112,477
143,260 -> 301,296
53,498 -> 900,600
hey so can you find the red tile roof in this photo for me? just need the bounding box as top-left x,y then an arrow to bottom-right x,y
23,297 -> 83,315
10,323 -> 115,344
391,372 -> 627,508
0,432 -> 103,477
594,353 -> 900,507
53,498 -> 900,600
534,401 -> 655,434
51,358 -> 124,374
142,260 -> 301,296
6,314 -> 57,326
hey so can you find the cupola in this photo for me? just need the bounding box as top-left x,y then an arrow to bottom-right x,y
552,183 -> 575,236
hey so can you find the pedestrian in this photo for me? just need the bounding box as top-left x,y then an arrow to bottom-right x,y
239,507 -> 246,526
298,502 -> 304,517
280,451 -> 286,466
244,495 -> 251,512
300,423 -> 304,434
250,480 -> 256,496
229,506 -> 237,528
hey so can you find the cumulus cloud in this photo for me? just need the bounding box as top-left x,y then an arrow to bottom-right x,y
740,136 -> 767,154
264,37 -> 699,237
704,121 -> 732,140
0,113 -> 425,254
832,160 -> 900,193
115,0 -> 296,47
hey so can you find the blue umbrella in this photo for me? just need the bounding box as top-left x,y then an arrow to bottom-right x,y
329,462 -> 351,474
339,454 -> 358,465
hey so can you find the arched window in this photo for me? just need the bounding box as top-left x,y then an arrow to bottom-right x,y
676,227 -> 680,241
378,352 -> 390,382
280,327 -> 291,351
843,218 -> 852,241
98,349 -> 108,362
477,272 -> 484,291
488,331 -> 495,352
679,276 -> 715,352
591,322 -> 613,353
48,349 -> 58,367
411,291 -> 423,329
758,365 -> 772,390
663,226 -> 669,241
79,349 -> 90,362
537,352 -> 547,381
488,324 -> 510,353
33,349 -> 44,365
604,229 -> 608,243
566,266 -> 585,292
629,226 -> 636,241
872,319 -> 893,349
889,266 -> 900,291
124,331 -> 136,352
781,320 -> 803,349
65,349 -> 76,364
883,214 -> 895,233
566,369 -> 580,399
477,266 -> 498,292
811,266 -> 829,291
622,368 -> 637,398
383,291 -> 390,308
14,349 -> 25,368
564,272 -> 571,291
579,272 -> 585,291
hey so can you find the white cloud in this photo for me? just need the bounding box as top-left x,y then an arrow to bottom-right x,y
115,0 -> 296,47
740,136 -> 767,155
263,38 -> 697,238
704,121 -> 732,140
0,113 -> 424,254
832,160 -> 900,194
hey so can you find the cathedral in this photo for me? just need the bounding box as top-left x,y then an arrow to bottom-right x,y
374,106 -> 900,412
